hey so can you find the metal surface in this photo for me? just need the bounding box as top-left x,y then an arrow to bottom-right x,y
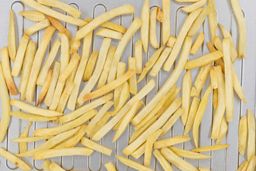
0,0 -> 255,170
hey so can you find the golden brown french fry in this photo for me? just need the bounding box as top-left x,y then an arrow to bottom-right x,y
0,148 -> 31,171
83,51 -> 99,81
153,149 -> 173,171
161,148 -> 198,171
96,28 -> 123,40
19,10 -> 46,22
108,18 -> 141,82
25,19 -> 50,36
141,0 -> 150,52
116,156 -> 153,171
81,137 -> 112,156
208,0 -> 217,41
247,156 -> 256,171
37,69 -> 52,105
166,36 -> 176,48
75,5 -> 134,40
170,146 -> 211,159
150,8 -> 159,49
162,0 -> 171,45
105,162 -> 117,171
8,9 -> 17,61
37,39 -> 60,85
19,122 -> 32,154
188,7 -> 208,36
164,9 -> 201,71
192,144 -> 229,152
1,48 -> 18,95
193,87 -> 211,147
247,110 -> 255,160
12,34 -> 30,77
182,0 -> 207,13
10,111 -> 57,122
128,57 -> 137,94
154,135 -> 190,149
191,32 -> 204,54
239,115 -> 247,155
134,40 -> 143,73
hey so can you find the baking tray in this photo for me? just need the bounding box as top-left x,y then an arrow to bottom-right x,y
0,0 -> 256,170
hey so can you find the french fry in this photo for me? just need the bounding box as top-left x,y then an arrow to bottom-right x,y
162,0 -> 171,44
96,28 -> 123,40
33,147 -> 93,160
13,135 -> 52,143
247,110 -> 255,160
150,47 -> 172,77
105,162 -> 117,171
59,33 -> 70,72
153,149 -> 173,171
83,51 -> 99,81
128,57 -> 137,94
237,160 -> 249,171
12,34 -> 30,77
56,81 -> 74,113
238,115 -> 247,155
81,137 -> 112,156
247,156 -> 256,171
134,40 -> 143,73
208,0 -> 217,41
43,160 -> 51,170
116,81 -> 130,110
170,146 -> 211,159
19,10 -> 46,22
0,148 -> 31,171
75,5 -> 134,40
47,16 -> 71,39
19,122 -> 32,154
192,87 -> 211,147
210,67 -> 218,89
190,32 -> 204,54
37,39 -> 60,85
216,118 -> 228,144
8,9 -> 17,61
48,161 -> 65,171
164,9 -> 201,71
92,80 -> 155,141
176,0 -> 201,2
141,0 -> 149,52
10,111 -> 57,122
108,18 -> 141,82
150,8 -> 160,48
25,19 -> 50,36
161,108 -> 183,135
10,100 -> 62,117
156,7 -> 163,23
232,66 -> 247,102
161,148 -> 198,171
37,69 -> 52,105
130,143 -> 145,159
188,7 -> 208,36
1,48 -> 18,95
116,156 -> 153,171
182,0 -> 207,13
192,144 -> 229,152
166,36 -> 176,48
133,37 -> 192,125
26,26 -> 55,102
21,0 -> 85,26
154,135 -> 190,149
230,0 -> 246,57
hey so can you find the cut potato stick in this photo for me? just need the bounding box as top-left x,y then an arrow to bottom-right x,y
208,0 -> 217,40
20,41 -> 36,100
47,16 -> 71,39
185,50 -> 222,69
128,57 -> 137,94
166,36 -> 176,48
213,89 -> 218,110
141,0 -> 149,52
188,7 -> 208,36
114,63 -> 126,108
25,19 -> 50,36
44,62 -> 60,106
232,66 -> 247,102
56,81 -> 74,113
150,8 -> 159,48
37,39 -> 60,85
37,69 -> 53,105
247,109 -> 256,159
105,162 -> 117,171
164,9 -> 201,71
0,148 -> 31,171
192,87 -> 211,147
154,135 -> 190,149
216,118 -> 228,144
33,147 -> 93,160
239,115 -> 247,155
134,40 -> 143,73
108,18 -> 141,82
21,0 -> 85,26
116,82 -> 130,110
96,28 -> 123,40
191,32 -> 204,54
181,70 -> 192,125
130,143 -> 145,159
92,80 -> 155,141
1,48 -> 18,95
153,149 -> 173,171
19,122 -> 32,154
37,0 -> 81,18
161,108 -> 183,135
247,156 -> 256,171
10,111 -> 57,122
13,135 -> 52,143
162,0 -> 171,44
150,47 -> 172,77
116,156 -> 153,171
138,46 -> 164,82
192,144 -> 229,152
75,5 -> 134,40
12,34 -> 30,77
8,9 -> 17,61
170,146 -> 210,159
59,33 -> 70,72
230,0 -> 246,57
133,37 -> 192,125
210,67 -> 218,89
19,10 -> 46,22
182,0 -> 207,13
83,51 -> 99,81
81,137 -> 112,156
10,100 -> 62,117
26,26 -> 55,102
48,161 -> 65,171
161,148 -> 198,171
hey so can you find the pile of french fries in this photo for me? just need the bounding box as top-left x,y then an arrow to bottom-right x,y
0,0 -> 254,170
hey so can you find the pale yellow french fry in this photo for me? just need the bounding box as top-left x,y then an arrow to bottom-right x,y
116,82 -> 130,110
190,32 -> 204,54
83,51 -> 98,81
47,16 -> 71,39
153,149 -> 173,171
114,62 -> 126,107
192,87 -> 211,147
144,129 -> 163,166
162,0 -> 171,45
141,0 -> 149,52
133,37 -> 192,125
1,48 -> 18,95
108,18 -> 141,82
216,118 -> 228,144
247,110 -> 255,160
185,50 -> 222,69
20,41 -> 36,100
33,147 -> 93,160
230,0 -> 246,57
37,39 -> 60,85
150,8 -> 160,49
166,36 -> 176,48
134,40 -> 143,73
13,135 -> 52,143
130,143 -> 145,159
154,135 -> 190,149
128,57 -> 137,94
116,156 -> 153,171
19,122 -> 32,154
25,19 -> 50,36
105,162 -> 117,171
0,148 -> 31,171
96,28 -> 123,40
182,0 -> 207,13
232,66 -> 247,102
8,9 -> 17,61
10,111 -> 57,122
237,160 -> 249,171
192,144 -> 229,152
59,33 -> 70,72
56,81 -> 74,113
19,10 -> 46,22
37,69 -> 53,105
210,67 -> 218,89
208,0 -> 217,41
26,26 -> 55,102
238,115 -> 247,155
213,89 -> 218,110
188,7 -> 208,36
247,156 -> 256,171
181,70 -> 192,125
138,47 -> 164,82
81,137 -> 112,156
12,34 -> 30,77
164,9 -> 201,71
43,160 -> 51,171
170,146 -> 211,159
161,108 -> 183,135
48,161 -> 65,171
161,148 -> 198,171
44,62 -> 60,106
150,47 -> 172,77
